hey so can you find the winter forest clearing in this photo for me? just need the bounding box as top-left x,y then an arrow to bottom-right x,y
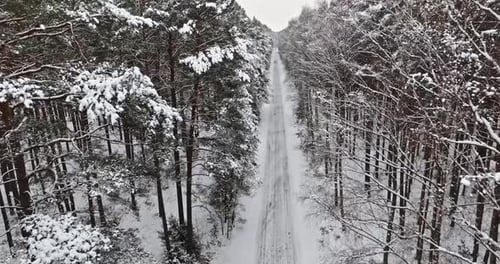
0,0 -> 500,264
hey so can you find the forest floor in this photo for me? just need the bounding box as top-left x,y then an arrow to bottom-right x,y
214,46 -> 321,264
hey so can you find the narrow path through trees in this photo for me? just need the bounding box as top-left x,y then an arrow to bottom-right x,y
256,47 -> 297,264
215,42 -> 320,264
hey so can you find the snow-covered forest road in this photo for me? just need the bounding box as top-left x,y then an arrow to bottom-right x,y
215,44 -> 319,264
256,47 -> 297,264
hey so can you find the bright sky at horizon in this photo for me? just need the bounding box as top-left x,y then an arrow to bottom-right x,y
236,0 -> 315,31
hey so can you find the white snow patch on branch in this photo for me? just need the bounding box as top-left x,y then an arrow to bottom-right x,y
101,1 -> 158,28
0,78 -> 45,108
178,20 -> 195,35
236,69 -> 251,82
70,65 -> 179,135
180,37 -> 256,74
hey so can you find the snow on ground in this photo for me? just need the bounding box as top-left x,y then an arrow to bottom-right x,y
119,191 -> 166,260
119,166 -> 215,261
214,46 -> 321,264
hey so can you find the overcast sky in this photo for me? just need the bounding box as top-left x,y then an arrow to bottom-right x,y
236,0 -> 315,31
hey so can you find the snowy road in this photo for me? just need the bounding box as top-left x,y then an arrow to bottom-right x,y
256,47 -> 297,264
215,45 -> 319,264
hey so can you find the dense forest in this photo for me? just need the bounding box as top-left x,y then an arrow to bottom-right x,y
3,0 -> 500,263
280,0 -> 500,263
0,0 -> 272,263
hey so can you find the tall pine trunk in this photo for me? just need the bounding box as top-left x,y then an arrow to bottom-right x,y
450,133 -> 465,227
429,147 -> 445,264
186,79 -> 200,251
472,180 -> 486,262
398,134 -> 408,234
338,132 -> 345,225
168,32 -> 185,227
0,185 -> 14,253
416,144 -> 433,262
1,101 -> 31,217
364,114 -> 372,197
383,143 -> 398,264
1,162 -> 17,216
484,148 -> 500,264
123,124 -> 137,210
484,182 -> 500,264
472,129 -> 489,262
96,195 -> 106,226
155,155 -> 171,254
87,174 -> 96,228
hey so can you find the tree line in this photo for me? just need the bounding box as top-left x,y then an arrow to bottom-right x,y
280,0 -> 499,263
0,0 -> 271,263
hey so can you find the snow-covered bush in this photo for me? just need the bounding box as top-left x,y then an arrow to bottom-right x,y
21,214 -> 110,264
164,218 -> 203,264
97,229 -> 160,264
